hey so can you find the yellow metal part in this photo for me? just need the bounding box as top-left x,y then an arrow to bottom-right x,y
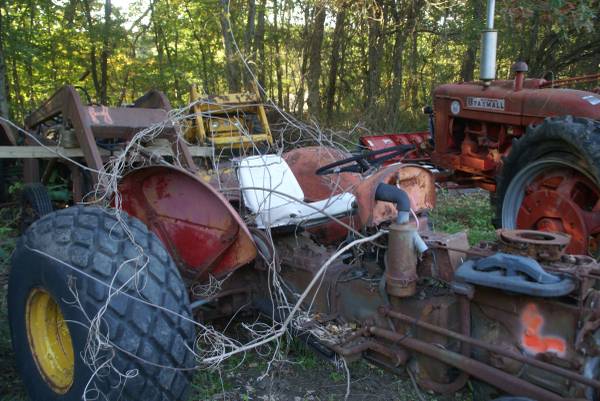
26,288 -> 74,393
185,82 -> 273,148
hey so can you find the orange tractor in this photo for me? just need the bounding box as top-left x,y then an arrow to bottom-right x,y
360,0 -> 600,256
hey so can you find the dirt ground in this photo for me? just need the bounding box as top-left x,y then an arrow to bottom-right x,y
190,355 -> 471,401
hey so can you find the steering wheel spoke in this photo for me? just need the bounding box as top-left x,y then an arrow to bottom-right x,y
315,144 -> 415,176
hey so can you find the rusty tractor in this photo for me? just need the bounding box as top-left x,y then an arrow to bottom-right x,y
360,0 -> 600,256
3,80 -> 600,401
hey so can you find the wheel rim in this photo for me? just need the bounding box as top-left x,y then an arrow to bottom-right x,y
26,288 -> 75,393
501,158 -> 600,255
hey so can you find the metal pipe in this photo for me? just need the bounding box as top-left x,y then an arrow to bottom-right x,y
480,0 -> 498,83
381,308 -> 600,391
369,326 -> 566,401
386,223 -> 418,297
539,73 -> 600,88
485,0 -> 496,29
375,183 -> 411,224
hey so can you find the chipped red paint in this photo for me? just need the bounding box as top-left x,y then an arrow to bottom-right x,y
284,146 -> 435,240
118,165 -> 256,280
521,303 -> 566,356
515,168 -> 600,254
354,164 -> 436,227
359,131 -> 431,164
284,146 -> 361,201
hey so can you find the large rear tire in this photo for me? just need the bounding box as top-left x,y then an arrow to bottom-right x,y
496,116 -> 600,255
8,206 -> 196,401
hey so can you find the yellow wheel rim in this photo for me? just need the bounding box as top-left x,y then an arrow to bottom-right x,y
26,288 -> 75,393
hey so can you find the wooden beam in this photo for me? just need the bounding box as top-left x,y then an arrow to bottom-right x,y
0,142 -> 213,159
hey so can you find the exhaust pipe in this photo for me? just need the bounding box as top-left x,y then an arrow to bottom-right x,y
479,0 -> 497,85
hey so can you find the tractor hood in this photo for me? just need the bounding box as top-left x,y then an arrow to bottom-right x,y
434,80 -> 600,125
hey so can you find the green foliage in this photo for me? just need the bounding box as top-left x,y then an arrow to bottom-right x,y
429,189 -> 496,245
328,369 -> 345,382
0,218 -> 26,401
1,0 -> 598,129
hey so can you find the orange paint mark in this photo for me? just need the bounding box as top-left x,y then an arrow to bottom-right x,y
521,303 -> 566,356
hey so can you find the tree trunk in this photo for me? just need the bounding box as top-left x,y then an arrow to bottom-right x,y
10,58 -> 24,117
294,4 -> 310,115
184,2 -> 211,93
386,0 -> 408,125
0,1 -> 9,118
325,5 -> 346,123
243,0 -> 255,85
365,0 -> 385,118
220,0 -> 241,92
273,0 -> 283,107
459,46 -> 477,82
82,0 -> 101,101
100,0 -> 112,104
406,0 -> 424,109
459,0 -> 484,82
254,0 -> 266,88
244,0 -> 255,55
26,0 -> 35,107
307,4 -> 325,117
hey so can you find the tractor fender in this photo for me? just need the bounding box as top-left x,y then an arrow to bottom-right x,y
354,164 -> 436,227
284,146 -> 361,201
118,165 -> 256,281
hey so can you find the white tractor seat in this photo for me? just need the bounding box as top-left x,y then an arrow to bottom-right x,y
237,154 -> 356,228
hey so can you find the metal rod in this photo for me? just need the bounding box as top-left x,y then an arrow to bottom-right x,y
369,326 -> 566,401
486,0 -> 496,29
540,73 -> 600,88
381,308 -> 600,390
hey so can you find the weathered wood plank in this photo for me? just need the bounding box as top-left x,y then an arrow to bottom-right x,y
0,142 -> 213,159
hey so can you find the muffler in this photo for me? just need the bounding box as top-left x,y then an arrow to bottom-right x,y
480,0 -> 497,84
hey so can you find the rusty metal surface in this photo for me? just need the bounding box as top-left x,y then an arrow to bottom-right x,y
431,81 -> 600,185
283,146 -> 361,201
118,165 -> 256,280
25,85 -> 105,182
420,231 -> 469,282
284,147 -> 434,233
86,106 -> 174,138
368,325 -> 567,401
498,229 -> 570,261
359,131 -> 432,164
266,225 -> 600,399
381,306 -> 600,391
354,164 -> 435,227
539,73 -> 600,89
385,223 -> 418,297
511,166 -> 600,255
23,85 -> 197,186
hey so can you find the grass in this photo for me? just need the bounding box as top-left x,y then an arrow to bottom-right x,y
429,189 -> 496,245
0,190 -> 493,400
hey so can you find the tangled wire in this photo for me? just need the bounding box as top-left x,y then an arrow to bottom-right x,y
0,6 -> 382,399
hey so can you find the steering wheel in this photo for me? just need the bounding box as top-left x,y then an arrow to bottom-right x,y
315,144 -> 415,175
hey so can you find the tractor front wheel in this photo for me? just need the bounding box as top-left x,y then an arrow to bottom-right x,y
497,116 -> 600,255
8,206 -> 196,401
